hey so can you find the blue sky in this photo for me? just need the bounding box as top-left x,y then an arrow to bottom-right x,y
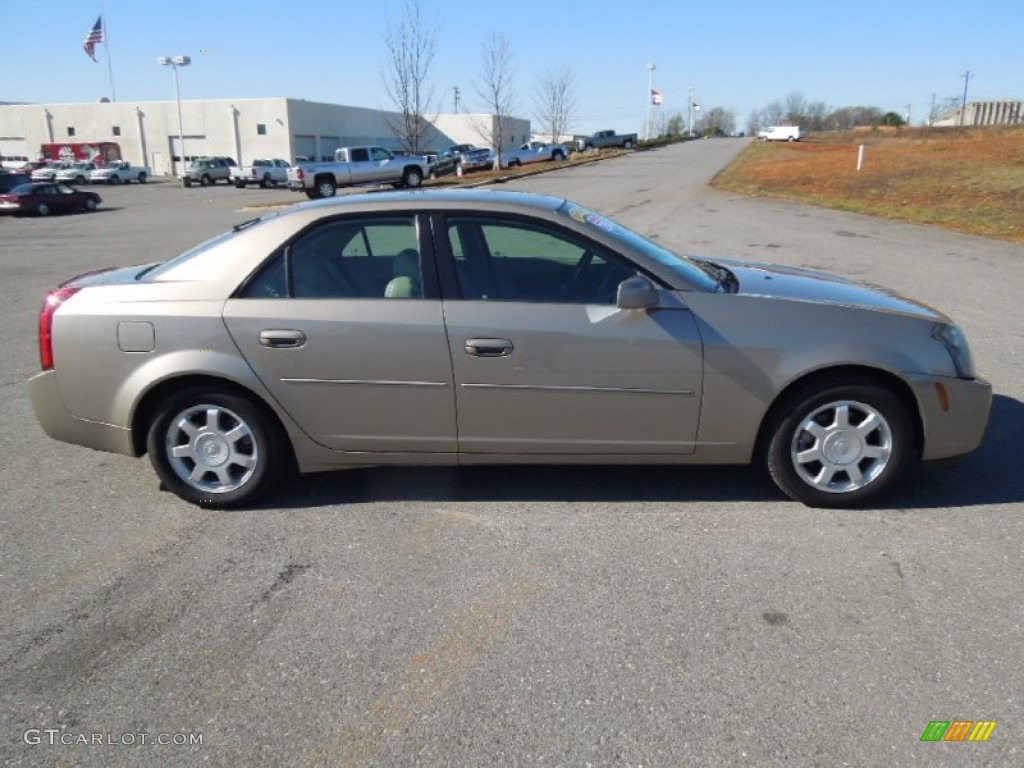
4,0 -> 1022,134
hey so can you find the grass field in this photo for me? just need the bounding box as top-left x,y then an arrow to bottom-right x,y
711,126 -> 1024,243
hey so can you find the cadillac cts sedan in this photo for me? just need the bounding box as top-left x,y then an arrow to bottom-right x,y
30,190 -> 991,508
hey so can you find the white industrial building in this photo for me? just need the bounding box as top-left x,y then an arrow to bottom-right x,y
933,99 -> 1023,127
0,97 -> 530,176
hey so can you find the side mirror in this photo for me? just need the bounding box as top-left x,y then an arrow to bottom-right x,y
616,276 -> 659,310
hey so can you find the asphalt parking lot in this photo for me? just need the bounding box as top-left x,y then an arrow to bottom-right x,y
1,142 -> 1022,766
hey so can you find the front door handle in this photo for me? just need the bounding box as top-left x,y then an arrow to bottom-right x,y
259,329 -> 307,348
465,338 -> 513,357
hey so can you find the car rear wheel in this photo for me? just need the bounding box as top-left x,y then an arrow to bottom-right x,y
622,140 -> 633,149
402,168 -> 423,188
235,180 -> 247,189
146,388 -> 285,508
74,175 -> 86,184
765,380 -> 913,508
259,175 -> 270,189
137,173 -> 147,184
200,174 -> 212,187
316,177 -> 336,198
36,203 -> 50,216
552,150 -> 565,161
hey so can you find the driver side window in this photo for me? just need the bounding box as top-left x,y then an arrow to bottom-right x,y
446,217 -> 635,304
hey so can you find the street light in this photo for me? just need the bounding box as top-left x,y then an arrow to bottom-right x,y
158,55 -> 191,183
645,63 -> 656,141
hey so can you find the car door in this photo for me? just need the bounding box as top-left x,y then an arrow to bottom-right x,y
434,213 -> 703,456
223,212 -> 457,454
369,147 -> 395,183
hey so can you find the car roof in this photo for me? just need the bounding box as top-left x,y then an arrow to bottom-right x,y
286,188 -> 567,219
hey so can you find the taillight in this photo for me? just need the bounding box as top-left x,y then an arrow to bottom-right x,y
296,168 -> 305,181
39,286 -> 80,371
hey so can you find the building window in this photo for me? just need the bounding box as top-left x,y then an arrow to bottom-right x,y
112,126 -> 121,136
257,123 -> 267,135
67,126 -> 76,137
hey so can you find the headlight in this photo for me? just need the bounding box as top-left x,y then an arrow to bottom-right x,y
932,322 -> 976,379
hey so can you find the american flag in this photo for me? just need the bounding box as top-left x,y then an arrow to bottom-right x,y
83,16 -> 104,62
651,88 -> 663,106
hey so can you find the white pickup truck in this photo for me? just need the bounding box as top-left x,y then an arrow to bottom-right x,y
89,160 -> 151,184
286,146 -> 430,199
232,158 -> 290,188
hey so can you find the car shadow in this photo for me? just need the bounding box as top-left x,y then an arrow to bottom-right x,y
256,394 -> 1022,512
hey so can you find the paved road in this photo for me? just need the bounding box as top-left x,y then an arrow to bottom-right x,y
1,143 -> 1021,767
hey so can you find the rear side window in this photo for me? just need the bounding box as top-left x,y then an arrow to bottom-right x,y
242,216 -> 423,300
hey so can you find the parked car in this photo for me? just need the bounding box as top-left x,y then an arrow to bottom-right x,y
0,182 -> 101,216
502,141 -> 569,168
31,162 -> 72,183
183,157 -> 233,187
232,158 -> 291,188
0,171 -> 31,193
55,162 -> 100,185
29,189 -> 990,509
448,144 -> 495,176
89,160 -> 151,185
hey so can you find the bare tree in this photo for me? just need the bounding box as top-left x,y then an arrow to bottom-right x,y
695,106 -> 737,136
382,0 -> 437,152
666,112 -> 686,138
535,67 -> 576,143
475,32 -> 516,168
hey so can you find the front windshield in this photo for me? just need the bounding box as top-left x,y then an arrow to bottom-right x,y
559,202 -> 719,292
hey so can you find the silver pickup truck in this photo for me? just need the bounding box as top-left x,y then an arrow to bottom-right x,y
286,146 -> 430,199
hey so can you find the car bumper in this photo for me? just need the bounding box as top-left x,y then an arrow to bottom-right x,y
29,370 -> 135,456
909,373 -> 992,460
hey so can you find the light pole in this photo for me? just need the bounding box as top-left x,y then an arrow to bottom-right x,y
158,55 -> 191,183
645,63 -> 656,141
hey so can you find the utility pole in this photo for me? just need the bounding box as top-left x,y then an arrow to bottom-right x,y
453,86 -> 460,113
928,92 -> 936,126
905,104 -> 912,125
959,70 -> 972,127
645,63 -> 656,141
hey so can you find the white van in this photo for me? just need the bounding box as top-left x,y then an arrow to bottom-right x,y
758,126 -> 802,142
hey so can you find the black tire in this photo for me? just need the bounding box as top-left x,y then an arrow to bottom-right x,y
83,197 -> 97,212
259,175 -> 270,189
235,180 -> 247,189
305,189 -> 321,200
183,177 -> 193,188
622,140 -> 633,149
552,150 -> 565,161
402,167 -> 423,188
764,379 -> 914,508
137,173 -> 147,184
584,143 -> 595,151
200,174 -> 212,187
315,177 -> 336,198
146,387 -> 286,508
74,175 -> 86,185
36,202 -> 51,217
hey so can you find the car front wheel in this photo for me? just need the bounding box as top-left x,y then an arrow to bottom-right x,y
765,380 -> 913,508
146,388 -> 285,508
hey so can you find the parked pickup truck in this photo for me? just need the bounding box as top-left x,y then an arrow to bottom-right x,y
576,130 -> 638,151
89,160 -> 150,185
449,144 -> 495,176
286,146 -> 430,198
502,141 -> 569,168
232,158 -> 291,188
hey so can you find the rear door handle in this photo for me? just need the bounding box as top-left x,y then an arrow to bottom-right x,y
259,329 -> 307,348
465,338 -> 513,357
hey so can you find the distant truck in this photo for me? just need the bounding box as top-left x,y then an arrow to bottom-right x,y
576,130 -> 638,151
40,141 -> 121,167
89,160 -> 150,184
286,146 -> 430,198
758,126 -> 802,142
232,158 -> 291,188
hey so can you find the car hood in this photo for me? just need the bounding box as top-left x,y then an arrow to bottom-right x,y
701,257 -> 945,321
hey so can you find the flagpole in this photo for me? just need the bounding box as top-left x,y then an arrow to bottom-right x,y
102,7 -> 116,101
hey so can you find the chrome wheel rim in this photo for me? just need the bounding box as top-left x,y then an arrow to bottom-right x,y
790,400 -> 892,494
165,404 -> 258,494
318,181 -> 335,197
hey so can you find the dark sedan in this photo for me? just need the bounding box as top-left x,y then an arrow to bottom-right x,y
0,182 -> 101,216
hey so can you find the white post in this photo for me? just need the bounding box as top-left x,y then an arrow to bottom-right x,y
645,63 -> 656,141
857,144 -> 866,171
